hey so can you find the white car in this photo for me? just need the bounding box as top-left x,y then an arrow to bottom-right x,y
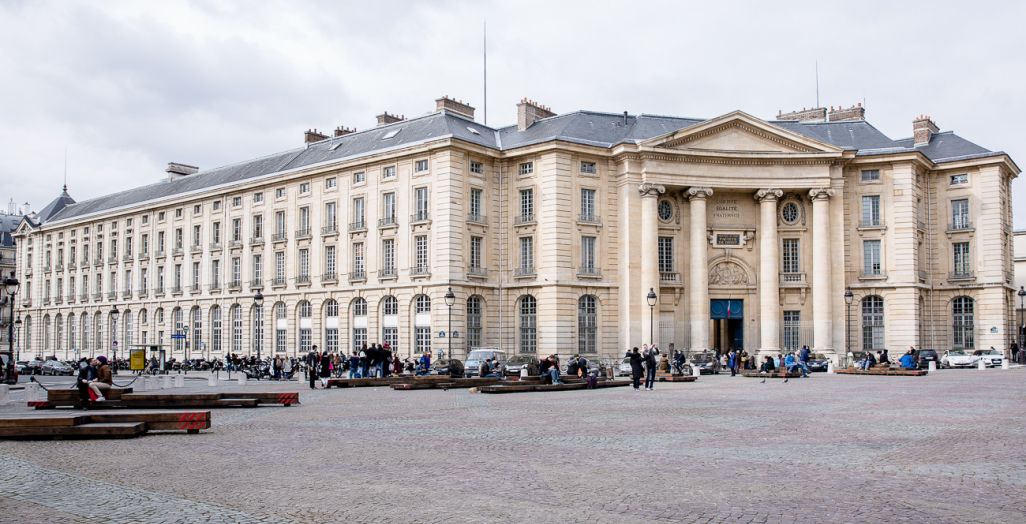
617,357 -> 632,377
941,349 -> 979,368
973,349 -> 1003,367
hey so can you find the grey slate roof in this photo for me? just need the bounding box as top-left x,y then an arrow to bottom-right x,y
0,214 -> 24,248
44,109 -> 1007,225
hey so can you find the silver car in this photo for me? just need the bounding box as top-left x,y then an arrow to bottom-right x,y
973,349 -> 1003,367
463,350 -> 507,377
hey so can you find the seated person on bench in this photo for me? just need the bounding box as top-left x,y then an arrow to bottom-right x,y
75,358 -> 96,407
899,351 -> 915,368
483,359 -> 503,379
760,356 -> 776,373
860,351 -> 877,370
87,356 -> 113,402
539,356 -> 563,385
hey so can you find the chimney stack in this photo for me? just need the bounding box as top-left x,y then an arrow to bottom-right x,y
827,103 -> 865,122
777,107 -> 827,123
166,162 -> 199,182
304,129 -> 329,144
517,99 -> 556,131
435,96 -> 476,120
334,126 -> 355,137
913,115 -> 939,146
22,202 -> 30,216
376,112 -> 404,126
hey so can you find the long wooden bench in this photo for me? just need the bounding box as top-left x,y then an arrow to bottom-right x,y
658,376 -> 698,382
0,411 -> 211,439
30,390 -> 299,409
835,368 -> 928,376
27,388 -> 133,409
741,371 -> 803,378
480,379 -> 632,394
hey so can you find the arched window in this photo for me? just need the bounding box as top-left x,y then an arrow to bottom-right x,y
79,313 -> 88,355
68,314 -> 76,355
210,306 -> 222,354
520,295 -> 537,353
24,316 -> 32,352
275,302 -> 287,354
55,314 -> 63,358
252,303 -> 264,357
191,307 -> 203,357
139,308 -> 148,326
231,304 -> 242,354
298,301 -> 312,353
578,295 -> 597,354
43,315 -> 51,354
173,307 -> 183,353
952,296 -> 975,350
325,299 -> 339,354
352,298 -> 367,352
124,310 -> 133,348
861,296 -> 884,351
155,307 -> 164,325
381,296 -> 398,352
467,296 -> 482,350
94,313 -> 103,353
413,295 -> 431,355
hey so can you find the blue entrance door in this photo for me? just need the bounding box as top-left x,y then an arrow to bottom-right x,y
710,300 -> 743,319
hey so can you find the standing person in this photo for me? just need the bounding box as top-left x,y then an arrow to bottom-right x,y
629,348 -> 645,391
333,353 -> 342,377
359,344 -> 369,378
282,356 -> 293,381
644,345 -> 659,390
799,345 -> 811,376
306,347 -> 319,389
318,348 -> 330,387
348,351 -> 361,378
87,356 -> 113,402
728,350 -> 737,377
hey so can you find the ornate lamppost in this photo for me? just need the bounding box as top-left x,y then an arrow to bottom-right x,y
109,305 -> 120,373
254,291 -> 264,360
1018,286 -> 1025,364
647,288 -> 657,346
844,286 -> 854,368
444,287 -> 455,361
2,274 -> 16,384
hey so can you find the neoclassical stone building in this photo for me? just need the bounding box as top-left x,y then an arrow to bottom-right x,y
14,98 -> 1020,363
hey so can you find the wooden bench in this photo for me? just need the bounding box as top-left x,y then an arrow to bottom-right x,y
835,368 -> 928,376
0,411 -> 210,439
741,371 -> 804,378
30,391 -> 299,409
658,375 -> 698,382
480,379 -> 632,394
28,387 -> 133,409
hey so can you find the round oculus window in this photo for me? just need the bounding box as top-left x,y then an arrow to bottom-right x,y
782,202 -> 799,224
658,200 -> 673,221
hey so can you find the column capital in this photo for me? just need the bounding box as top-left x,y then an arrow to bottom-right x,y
638,183 -> 665,198
808,188 -> 835,201
754,188 -> 783,202
687,186 -> 713,200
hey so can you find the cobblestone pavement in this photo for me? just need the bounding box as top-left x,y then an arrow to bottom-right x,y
2,369 -> 1025,523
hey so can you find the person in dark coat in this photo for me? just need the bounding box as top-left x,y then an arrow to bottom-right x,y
318,348 -> 330,387
643,345 -> 660,390
628,347 -> 645,391
74,358 -> 96,409
306,347 -> 320,389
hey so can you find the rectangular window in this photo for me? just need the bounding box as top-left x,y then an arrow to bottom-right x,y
232,219 -> 241,242
657,237 -> 673,273
520,189 -> 533,220
276,326 -> 286,353
231,257 -> 241,284
783,311 -> 801,351
175,208 -> 182,218
952,199 -> 969,229
158,211 -> 166,221
470,188 -> 482,219
232,196 -> 242,207
141,234 -> 148,255
470,161 -> 483,174
581,161 -> 596,174
156,266 -> 164,292
354,171 -> 365,184
125,238 -> 132,257
325,177 -> 336,189
581,189 -> 596,220
582,236 -> 596,270
353,198 -> 365,226
299,207 -> 310,234
194,205 -> 201,215
382,328 -> 397,351
951,174 -> 968,185
254,192 -> 263,203
469,237 -> 482,269
139,269 -> 146,291
299,249 -> 309,278
520,162 -> 533,176
862,196 -> 880,226
275,252 -> 285,283
861,169 -> 880,182
382,239 -> 395,273
863,240 -> 881,275
415,160 -> 428,172
415,188 -> 428,220
299,182 -> 310,194
174,265 -> 181,288
253,254 -> 262,282
210,260 -> 219,287
213,201 -> 221,211
325,202 -> 337,230
782,239 -> 800,273
326,327 -> 338,353
354,328 -> 368,352
192,225 -> 201,246
952,242 -> 971,276
520,236 -> 533,270
325,245 -> 336,276
275,211 -> 286,236
175,229 -> 183,249
382,193 -> 396,222
415,236 -> 428,271
353,243 -> 365,274
275,188 -> 286,199
415,327 -> 431,355
212,222 -> 221,244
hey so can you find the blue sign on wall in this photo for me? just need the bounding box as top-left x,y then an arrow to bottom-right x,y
710,299 -> 743,319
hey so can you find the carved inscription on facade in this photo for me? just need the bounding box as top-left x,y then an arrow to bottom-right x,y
713,199 -> 740,219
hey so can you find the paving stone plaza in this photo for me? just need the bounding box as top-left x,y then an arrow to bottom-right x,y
1,369 -> 1025,524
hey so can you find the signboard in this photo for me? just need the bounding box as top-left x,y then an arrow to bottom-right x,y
171,334 -> 186,339
130,347 -> 145,371
716,234 -> 740,246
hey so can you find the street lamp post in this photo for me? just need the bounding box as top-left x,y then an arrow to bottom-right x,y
3,274 -> 19,384
110,305 -> 120,373
1018,286 -> 1025,364
444,287 -> 455,361
647,288 -> 657,346
844,287 -> 854,368
15,315 -> 22,363
254,291 -> 264,360
183,324 -> 190,371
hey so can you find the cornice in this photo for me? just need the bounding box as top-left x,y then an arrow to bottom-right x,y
663,121 -> 818,152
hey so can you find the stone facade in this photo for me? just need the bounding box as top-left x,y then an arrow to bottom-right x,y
12,101 -> 1020,365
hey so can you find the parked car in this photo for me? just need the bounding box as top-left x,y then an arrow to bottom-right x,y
25,360 -> 45,375
806,353 -> 830,372
617,357 -> 632,377
973,349 -> 1003,367
463,349 -> 507,377
504,355 -> 540,377
15,361 -> 29,375
912,349 -> 940,369
41,360 -> 73,376
430,359 -> 464,376
690,352 -> 721,374
941,349 -> 978,368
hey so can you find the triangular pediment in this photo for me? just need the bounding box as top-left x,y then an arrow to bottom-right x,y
13,219 -> 35,236
642,111 -> 843,154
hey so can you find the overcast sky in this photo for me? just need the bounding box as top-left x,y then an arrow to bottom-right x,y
1,0 -> 1024,227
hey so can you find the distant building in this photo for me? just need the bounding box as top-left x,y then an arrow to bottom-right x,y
1,199 -> 33,357
13,97 -> 1020,363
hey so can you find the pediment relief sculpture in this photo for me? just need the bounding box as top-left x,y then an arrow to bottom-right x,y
709,261 -> 749,286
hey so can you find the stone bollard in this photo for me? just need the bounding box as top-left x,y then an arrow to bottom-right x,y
978,359 -> 986,370
24,382 -> 41,402
1002,359 -> 1009,370
208,373 -> 218,387
137,376 -> 149,391
692,366 -> 701,378
928,361 -> 936,372
162,375 -> 173,389
520,368 -> 528,379
827,361 -> 835,374
238,374 -> 247,386
0,384 -> 9,406
174,375 -> 184,388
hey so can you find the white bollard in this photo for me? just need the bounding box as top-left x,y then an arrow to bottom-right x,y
520,368 -> 528,379
238,374 -> 247,386
0,384 -> 9,406
174,375 -> 184,388
978,359 -> 986,370
162,375 -> 172,389
24,382 -> 41,402
692,366 -> 701,378
208,374 -> 218,387
1002,359 -> 1009,370
827,361 -> 835,374
928,361 -> 936,372
136,376 -> 148,391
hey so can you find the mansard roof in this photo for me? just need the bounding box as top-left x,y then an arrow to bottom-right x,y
45,108 -> 1010,225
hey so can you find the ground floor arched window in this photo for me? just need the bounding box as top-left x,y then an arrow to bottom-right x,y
191,307 -> 203,357
381,296 -> 398,351
231,304 -> 242,354
299,301 -> 312,353
352,298 -> 367,352
210,306 -> 222,354
414,295 -> 431,356
24,316 -> 32,352
952,296 -> 974,350
173,308 -> 183,353
578,295 -> 597,354
252,304 -> 264,356
520,295 -> 537,354
274,302 -> 287,353
861,296 -> 884,351
466,296 -> 482,350
325,299 -> 339,353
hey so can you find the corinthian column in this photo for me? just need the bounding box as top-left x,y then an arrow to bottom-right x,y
688,187 -> 713,352
756,189 -> 783,354
810,188 -> 835,352
638,183 -> 665,347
